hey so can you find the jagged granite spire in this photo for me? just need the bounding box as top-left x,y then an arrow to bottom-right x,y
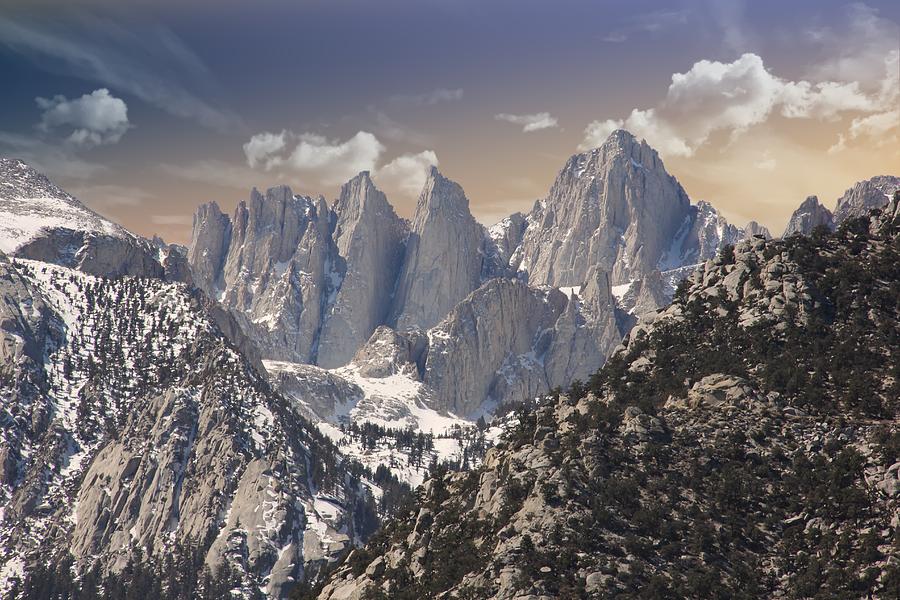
391,167 -> 487,331
783,195 -> 834,237
315,172 -> 407,368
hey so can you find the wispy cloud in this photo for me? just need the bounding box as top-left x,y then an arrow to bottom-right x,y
495,112 -> 559,132
602,9 -> 690,43
389,88 -> 463,107
0,15 -> 241,132
0,131 -> 107,179
368,108 -> 433,146
160,159 -> 267,190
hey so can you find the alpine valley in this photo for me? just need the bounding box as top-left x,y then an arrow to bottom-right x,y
0,130 -> 897,599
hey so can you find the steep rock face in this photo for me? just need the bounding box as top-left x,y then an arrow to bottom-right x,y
422,274 -> 622,416
187,201 -> 232,292
392,167 -> 488,331
832,175 -> 900,224
0,159 -> 187,282
315,199 -> 900,600
0,259 -> 376,598
316,173 -> 408,368
422,279 -> 568,416
512,130 -> 691,287
783,195 -> 834,237
190,186 -> 335,363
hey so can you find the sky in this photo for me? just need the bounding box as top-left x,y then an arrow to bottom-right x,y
0,0 -> 898,244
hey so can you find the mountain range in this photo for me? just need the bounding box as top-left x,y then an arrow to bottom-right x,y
0,130 -> 897,599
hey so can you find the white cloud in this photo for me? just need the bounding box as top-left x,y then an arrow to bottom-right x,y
389,88 -> 463,107
36,88 -> 130,147
829,108 -> 900,153
581,46 -> 898,156
375,150 -> 438,197
241,130 -> 385,185
495,112 -> 559,132
243,130 -> 288,169
285,132 -> 384,185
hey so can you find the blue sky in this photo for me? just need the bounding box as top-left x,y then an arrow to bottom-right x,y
1,0 -> 898,242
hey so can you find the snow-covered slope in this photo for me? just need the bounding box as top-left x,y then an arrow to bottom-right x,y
0,158 -> 190,282
0,158 -> 128,253
264,359 -> 480,488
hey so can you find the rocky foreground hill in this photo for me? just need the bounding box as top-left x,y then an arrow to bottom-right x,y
309,197 -> 900,600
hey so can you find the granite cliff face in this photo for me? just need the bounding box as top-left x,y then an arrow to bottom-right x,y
783,195 -> 834,237
316,173 -> 408,368
511,130 -> 692,287
832,175 -> 900,224
189,186 -> 335,363
782,176 -> 899,237
391,167 -> 488,331
185,131 -> 759,419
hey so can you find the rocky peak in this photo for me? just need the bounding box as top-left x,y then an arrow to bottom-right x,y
391,167 -> 487,331
188,201 -> 232,292
0,159 -> 190,281
832,175 -> 900,225
782,195 -> 834,237
315,172 -> 408,368
512,129 -> 692,287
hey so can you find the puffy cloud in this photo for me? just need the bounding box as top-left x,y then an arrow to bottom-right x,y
375,150 -> 438,197
829,109 -> 900,153
241,130 -> 385,186
580,48 -> 897,156
36,88 -> 130,147
243,130 -> 288,169
495,112 -> 559,132
285,132 -> 384,185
